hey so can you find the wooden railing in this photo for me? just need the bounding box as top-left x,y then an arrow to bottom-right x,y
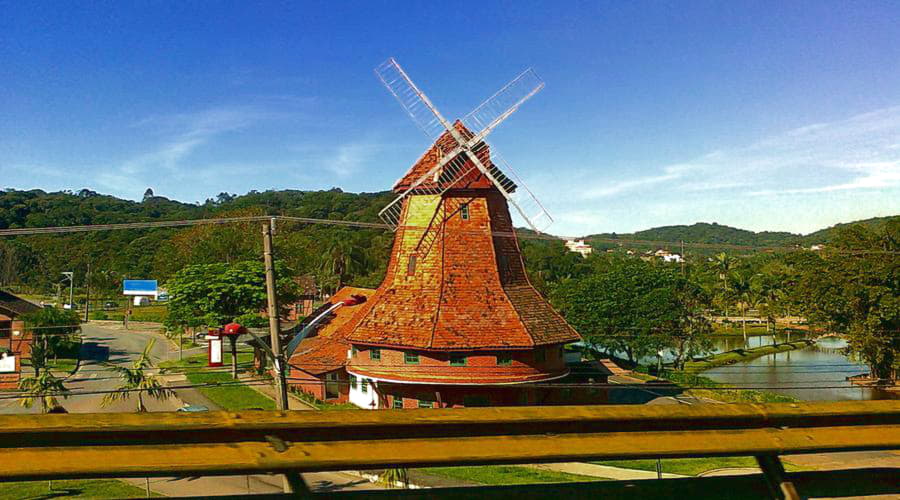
1,400 -> 898,499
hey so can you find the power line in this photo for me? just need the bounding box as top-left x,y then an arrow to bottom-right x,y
1,215 -> 897,255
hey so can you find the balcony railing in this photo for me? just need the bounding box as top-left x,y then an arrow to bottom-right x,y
0,400 -> 898,499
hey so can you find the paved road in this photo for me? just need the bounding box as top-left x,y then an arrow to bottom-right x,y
0,322 -> 381,495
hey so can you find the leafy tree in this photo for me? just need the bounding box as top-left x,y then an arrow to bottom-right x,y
19,307 -> 81,375
797,222 -> 899,380
102,339 -> 174,412
18,371 -> 69,412
165,260 -> 299,329
552,258 -> 712,365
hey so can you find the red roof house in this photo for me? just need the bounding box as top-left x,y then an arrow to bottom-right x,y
0,290 -> 41,389
286,286 -> 376,402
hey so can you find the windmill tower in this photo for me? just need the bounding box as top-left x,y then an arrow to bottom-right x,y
341,58 -> 581,409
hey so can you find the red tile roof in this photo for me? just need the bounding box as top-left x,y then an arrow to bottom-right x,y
287,286 -> 376,376
344,190 -> 580,351
393,122 -> 515,193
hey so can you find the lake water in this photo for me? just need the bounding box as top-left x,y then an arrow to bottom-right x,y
703,335 -> 899,401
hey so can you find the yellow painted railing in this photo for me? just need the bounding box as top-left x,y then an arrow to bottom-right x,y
0,400 -> 898,499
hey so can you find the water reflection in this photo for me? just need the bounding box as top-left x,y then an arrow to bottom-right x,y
703,334 -> 898,401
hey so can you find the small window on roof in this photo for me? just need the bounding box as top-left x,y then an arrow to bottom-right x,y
497,353 -> 513,366
404,352 -> 419,364
370,348 -> 381,361
460,203 -> 470,220
407,255 -> 417,276
450,354 -> 467,366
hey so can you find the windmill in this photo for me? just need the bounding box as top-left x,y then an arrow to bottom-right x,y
374,58 -> 553,234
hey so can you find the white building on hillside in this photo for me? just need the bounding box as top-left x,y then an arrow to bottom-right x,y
654,249 -> 683,263
565,240 -> 593,257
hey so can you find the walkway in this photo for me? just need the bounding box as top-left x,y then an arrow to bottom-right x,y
527,462 -> 685,480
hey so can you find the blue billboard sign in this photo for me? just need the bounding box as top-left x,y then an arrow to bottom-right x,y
123,279 -> 158,297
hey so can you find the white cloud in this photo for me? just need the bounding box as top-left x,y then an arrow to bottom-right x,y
577,105 -> 900,199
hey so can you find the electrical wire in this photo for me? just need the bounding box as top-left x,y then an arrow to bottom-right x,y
1,215 -> 897,255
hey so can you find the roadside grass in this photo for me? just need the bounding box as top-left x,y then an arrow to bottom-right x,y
592,457 -> 805,476
0,479 -> 156,499
160,351 -> 275,410
419,465 -> 605,485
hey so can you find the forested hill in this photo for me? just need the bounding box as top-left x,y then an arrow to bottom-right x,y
586,217 -> 899,247
0,187 -> 895,294
0,188 -> 395,293
0,188 -> 391,229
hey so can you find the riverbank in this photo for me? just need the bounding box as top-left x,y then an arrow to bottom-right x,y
681,340 -> 814,373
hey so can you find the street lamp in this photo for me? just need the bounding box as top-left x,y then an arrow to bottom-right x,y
242,294 -> 368,398
61,272 -> 74,309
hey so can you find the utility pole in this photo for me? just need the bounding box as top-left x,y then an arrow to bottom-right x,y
84,262 -> 91,322
262,221 -> 289,411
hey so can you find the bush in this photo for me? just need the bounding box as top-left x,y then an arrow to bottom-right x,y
90,311 -> 109,320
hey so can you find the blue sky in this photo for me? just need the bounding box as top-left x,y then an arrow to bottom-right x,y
2,1 -> 899,236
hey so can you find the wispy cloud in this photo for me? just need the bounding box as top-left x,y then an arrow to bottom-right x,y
95,104 -> 285,196
579,105 -> 900,199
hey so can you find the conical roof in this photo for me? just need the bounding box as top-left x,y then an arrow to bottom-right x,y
338,130 -> 580,351
392,122 -> 517,194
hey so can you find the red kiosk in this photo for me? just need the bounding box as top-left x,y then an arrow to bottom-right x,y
222,322 -> 247,379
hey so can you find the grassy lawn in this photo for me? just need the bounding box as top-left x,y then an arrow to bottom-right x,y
592,457 -> 805,476
420,465 -> 605,485
0,479 -> 153,499
160,351 -> 275,411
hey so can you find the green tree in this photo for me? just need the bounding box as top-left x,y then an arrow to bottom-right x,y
552,259 -> 712,365
797,222 -> 899,380
18,371 -> 69,413
165,260 -> 299,330
102,340 -> 174,412
20,307 -> 81,375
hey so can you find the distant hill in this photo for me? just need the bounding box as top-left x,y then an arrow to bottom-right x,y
801,216 -> 900,244
584,216 -> 899,248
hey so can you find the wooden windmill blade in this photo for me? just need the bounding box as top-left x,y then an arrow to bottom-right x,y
485,145 -> 554,233
374,57 -> 553,233
374,58 -> 457,141
461,67 -> 545,144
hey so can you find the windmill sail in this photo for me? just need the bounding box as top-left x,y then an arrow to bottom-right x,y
375,57 -> 553,233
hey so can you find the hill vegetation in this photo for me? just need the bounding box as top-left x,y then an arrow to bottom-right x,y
585,216 -> 899,248
0,187 -> 895,297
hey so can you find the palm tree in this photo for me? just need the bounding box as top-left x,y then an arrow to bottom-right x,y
19,371 -> 69,413
730,272 -> 753,342
102,340 -> 174,412
714,253 -> 732,316
321,238 -> 366,291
